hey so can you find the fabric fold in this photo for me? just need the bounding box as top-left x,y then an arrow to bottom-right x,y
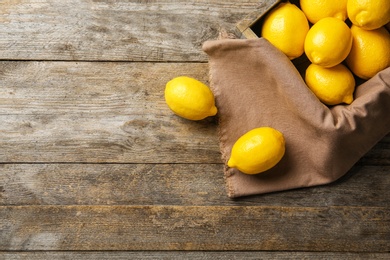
203,38 -> 390,198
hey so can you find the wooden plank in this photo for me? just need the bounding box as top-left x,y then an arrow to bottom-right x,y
1,164 -> 389,207
359,135 -> 390,165
2,251 -> 390,260
0,61 -> 210,115
236,0 -> 279,38
0,0 -> 269,61
0,61 -> 388,164
0,164 -> 226,206
1,107 -> 386,164
0,61 -> 220,163
0,113 -> 219,163
1,205 -> 389,251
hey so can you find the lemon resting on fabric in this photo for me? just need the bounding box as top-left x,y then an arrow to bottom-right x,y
165,76 -> 217,120
347,0 -> 390,30
300,0 -> 348,24
305,63 -> 355,105
304,17 -> 352,68
228,127 -> 285,175
346,25 -> 390,80
261,2 -> 309,60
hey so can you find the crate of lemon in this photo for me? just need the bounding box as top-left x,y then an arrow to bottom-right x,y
236,0 -> 390,105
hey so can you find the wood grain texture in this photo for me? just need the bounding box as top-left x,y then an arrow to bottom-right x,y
1,205 -> 389,251
1,61 -> 388,164
0,0 -> 266,61
359,135 -> 390,165
1,164 -> 389,207
1,0 -> 389,256
0,61 -> 220,163
2,251 -> 390,260
236,0 -> 279,38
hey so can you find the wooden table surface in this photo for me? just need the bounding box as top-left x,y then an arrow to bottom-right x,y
1,0 -> 389,259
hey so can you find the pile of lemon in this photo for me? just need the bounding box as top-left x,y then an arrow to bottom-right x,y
261,0 -> 390,106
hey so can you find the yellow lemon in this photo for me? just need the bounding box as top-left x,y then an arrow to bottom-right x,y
228,127 -> 285,175
305,63 -> 355,105
346,25 -> 390,80
300,0 -> 348,24
304,17 -> 352,68
165,76 -> 217,120
261,2 -> 309,59
347,0 -> 390,30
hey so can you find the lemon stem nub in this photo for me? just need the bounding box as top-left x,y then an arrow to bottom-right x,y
210,105 -> 218,116
312,54 -> 322,64
344,95 -> 354,104
356,12 -> 367,27
227,157 -> 235,168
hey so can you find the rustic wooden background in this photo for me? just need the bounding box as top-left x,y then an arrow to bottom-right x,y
1,0 -> 389,259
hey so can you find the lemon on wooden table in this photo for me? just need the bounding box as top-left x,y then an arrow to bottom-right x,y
304,17 -> 352,68
347,0 -> 390,30
165,76 -> 217,120
300,0 -> 348,24
346,25 -> 390,80
261,2 -> 309,60
228,127 -> 285,175
305,63 -> 355,105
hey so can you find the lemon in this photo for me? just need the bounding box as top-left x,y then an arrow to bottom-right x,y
347,0 -> 390,30
300,0 -> 348,24
346,25 -> 390,80
165,76 -> 217,120
227,127 -> 285,175
305,63 -> 355,105
304,17 -> 352,68
261,2 -> 309,60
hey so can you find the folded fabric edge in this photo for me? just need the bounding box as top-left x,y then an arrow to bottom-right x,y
203,46 -> 236,197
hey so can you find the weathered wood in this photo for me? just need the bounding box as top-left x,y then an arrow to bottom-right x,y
236,0 -> 279,38
2,251 -> 389,260
1,61 -> 388,164
0,0 -> 270,61
1,164 -> 389,207
0,163 -> 225,206
0,61 -> 220,163
1,0 -> 389,256
0,113 -> 219,163
0,61 -> 209,115
359,134 -> 390,165
1,205 -> 389,251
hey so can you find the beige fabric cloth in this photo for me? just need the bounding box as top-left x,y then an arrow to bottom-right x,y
202,38 -> 390,198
